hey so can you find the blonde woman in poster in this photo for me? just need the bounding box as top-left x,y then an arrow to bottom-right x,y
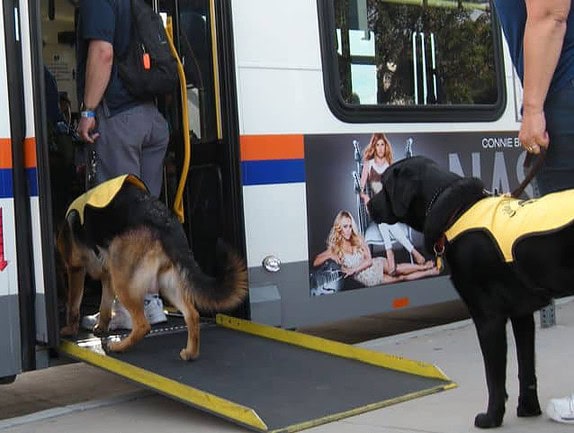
359,133 -> 426,271
313,210 -> 438,287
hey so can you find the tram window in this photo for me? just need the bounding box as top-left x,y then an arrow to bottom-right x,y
177,0 -> 217,143
319,0 -> 505,122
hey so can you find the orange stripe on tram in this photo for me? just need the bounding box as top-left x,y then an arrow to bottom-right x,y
0,139 -> 12,169
0,137 -> 37,169
240,134 -> 304,161
24,138 -> 37,169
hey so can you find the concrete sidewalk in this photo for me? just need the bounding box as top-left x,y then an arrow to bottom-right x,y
344,297 -> 574,433
1,299 -> 573,433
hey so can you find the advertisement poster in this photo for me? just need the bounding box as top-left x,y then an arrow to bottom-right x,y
306,131 -> 527,296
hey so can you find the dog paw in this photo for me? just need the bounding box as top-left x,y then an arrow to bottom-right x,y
106,340 -> 128,353
517,398 -> 541,417
180,348 -> 198,361
101,338 -> 126,353
104,340 -> 117,352
60,325 -> 79,336
474,412 -> 503,429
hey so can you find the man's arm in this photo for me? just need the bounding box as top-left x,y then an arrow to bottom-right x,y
77,40 -> 114,143
520,0 -> 570,154
83,40 -> 113,109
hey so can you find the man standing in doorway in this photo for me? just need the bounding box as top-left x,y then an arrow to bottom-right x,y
76,0 -> 169,329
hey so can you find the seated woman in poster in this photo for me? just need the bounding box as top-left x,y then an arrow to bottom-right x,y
313,210 -> 438,288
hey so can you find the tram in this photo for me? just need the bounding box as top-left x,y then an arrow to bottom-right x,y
0,0 -> 526,386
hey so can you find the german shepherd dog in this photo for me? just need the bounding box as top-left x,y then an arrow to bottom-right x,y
367,156 -> 574,428
57,176 -> 248,361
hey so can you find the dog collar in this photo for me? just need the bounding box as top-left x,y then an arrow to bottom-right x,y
425,187 -> 447,216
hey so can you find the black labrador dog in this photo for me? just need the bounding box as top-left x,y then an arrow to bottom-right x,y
367,156 -> 574,428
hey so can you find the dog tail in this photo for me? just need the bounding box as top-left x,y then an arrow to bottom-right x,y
176,239 -> 248,312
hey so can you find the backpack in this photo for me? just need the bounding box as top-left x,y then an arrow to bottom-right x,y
117,0 -> 179,99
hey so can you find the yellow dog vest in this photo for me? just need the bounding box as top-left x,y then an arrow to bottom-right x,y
445,190 -> 574,262
66,174 -> 147,224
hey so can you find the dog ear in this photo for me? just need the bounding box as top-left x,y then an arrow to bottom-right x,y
367,162 -> 417,223
56,210 -> 83,262
388,164 -> 418,220
367,187 -> 397,224
367,164 -> 402,223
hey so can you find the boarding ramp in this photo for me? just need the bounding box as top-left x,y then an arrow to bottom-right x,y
60,314 -> 455,432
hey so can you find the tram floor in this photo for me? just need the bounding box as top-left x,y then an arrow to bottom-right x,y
0,300 -> 469,421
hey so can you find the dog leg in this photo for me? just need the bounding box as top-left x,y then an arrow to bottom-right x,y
474,316 -> 508,428
60,266 -> 86,336
179,303 -> 200,361
160,280 -> 200,361
511,314 -> 542,417
106,293 -> 150,353
93,273 -> 114,336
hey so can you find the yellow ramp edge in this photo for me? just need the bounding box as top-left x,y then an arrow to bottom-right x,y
270,382 -> 456,433
59,339 -> 267,431
216,314 -> 453,382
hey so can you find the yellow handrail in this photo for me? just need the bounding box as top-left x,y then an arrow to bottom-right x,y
165,16 -> 190,223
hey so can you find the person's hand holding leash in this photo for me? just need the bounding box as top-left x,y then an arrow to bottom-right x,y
77,114 -> 100,144
520,109 -> 549,154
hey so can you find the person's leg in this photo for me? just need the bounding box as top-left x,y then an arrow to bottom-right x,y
82,105 -> 144,329
395,261 -> 435,274
381,261 -> 438,284
387,223 -> 426,264
123,105 -> 168,317
93,105 -> 146,186
401,267 -> 440,280
377,223 -> 396,271
539,82 -> 574,424
85,105 -> 168,327
140,104 -> 169,198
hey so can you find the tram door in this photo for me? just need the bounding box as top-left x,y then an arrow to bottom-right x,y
40,0 -> 247,326
0,7 -> 21,381
168,0 -> 247,295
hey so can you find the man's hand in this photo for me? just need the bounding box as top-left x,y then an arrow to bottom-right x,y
77,116 -> 100,144
77,39 -> 113,144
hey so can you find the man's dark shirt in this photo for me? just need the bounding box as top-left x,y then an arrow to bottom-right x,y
76,0 -> 139,116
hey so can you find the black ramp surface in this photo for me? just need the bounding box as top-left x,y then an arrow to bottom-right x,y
105,325 -> 449,430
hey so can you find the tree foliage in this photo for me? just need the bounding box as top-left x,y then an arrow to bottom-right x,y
337,0 -> 497,105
